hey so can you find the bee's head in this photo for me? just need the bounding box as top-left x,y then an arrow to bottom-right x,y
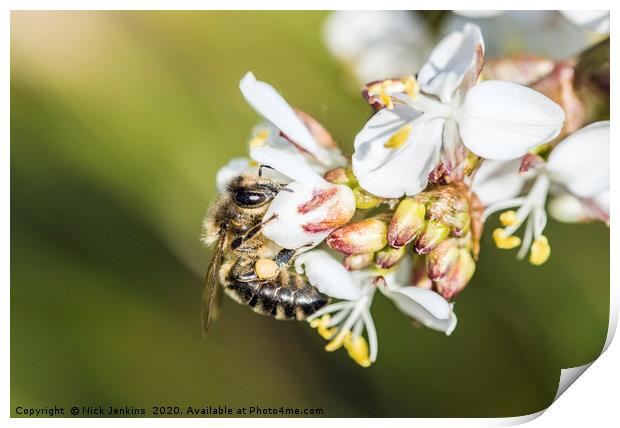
227,175 -> 283,209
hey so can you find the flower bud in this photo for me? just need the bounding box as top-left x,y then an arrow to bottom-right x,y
327,217 -> 388,255
353,186 -> 382,209
414,221 -> 450,254
434,249 -> 476,299
375,246 -> 406,269
324,167 -> 350,185
343,252 -> 374,271
388,198 -> 426,248
483,54 -> 555,86
445,211 -> 470,237
530,62 -> 586,138
426,239 -> 459,280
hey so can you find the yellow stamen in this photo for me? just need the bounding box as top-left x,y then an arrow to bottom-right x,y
379,92 -> 393,110
529,235 -> 551,266
499,210 -> 519,227
249,129 -> 270,148
403,76 -> 418,98
493,228 -> 521,249
248,160 -> 258,167
325,330 -> 348,352
309,315 -> 337,340
384,124 -> 412,149
343,333 -> 371,368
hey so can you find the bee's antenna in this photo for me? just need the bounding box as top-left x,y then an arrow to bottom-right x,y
258,164 -> 275,177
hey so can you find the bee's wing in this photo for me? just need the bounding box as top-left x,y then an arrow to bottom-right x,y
201,235 -> 227,339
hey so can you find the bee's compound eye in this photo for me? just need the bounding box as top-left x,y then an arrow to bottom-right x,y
235,190 -> 268,207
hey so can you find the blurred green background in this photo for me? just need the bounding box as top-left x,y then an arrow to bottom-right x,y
11,11 -> 609,417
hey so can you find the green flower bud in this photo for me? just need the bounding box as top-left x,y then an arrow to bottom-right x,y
353,186 -> 382,209
388,198 -> 426,248
434,249 -> 476,299
414,221 -> 450,254
426,239 -> 460,280
375,246 -> 406,269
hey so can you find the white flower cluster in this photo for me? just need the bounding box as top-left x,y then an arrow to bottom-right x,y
213,21 -> 609,367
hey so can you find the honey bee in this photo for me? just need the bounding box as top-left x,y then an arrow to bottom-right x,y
201,172 -> 329,337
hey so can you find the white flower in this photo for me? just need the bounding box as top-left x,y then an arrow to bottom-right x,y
296,251 -> 456,367
352,23 -> 565,198
240,72 -> 345,171
323,10 -> 432,84
251,147 -> 355,250
215,72 -> 346,192
444,11 -> 594,59
560,10 -> 610,35
216,158 -> 259,193
478,121 -> 609,265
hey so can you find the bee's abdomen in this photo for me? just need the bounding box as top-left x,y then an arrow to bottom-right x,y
225,261 -> 328,320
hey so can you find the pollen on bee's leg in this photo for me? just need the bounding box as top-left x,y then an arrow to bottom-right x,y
529,235 -> 551,266
492,228 -> 521,249
499,210 -> 519,227
255,258 -> 278,279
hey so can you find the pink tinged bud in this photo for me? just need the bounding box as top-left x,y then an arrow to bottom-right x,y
375,246 -> 406,269
530,62 -> 586,137
411,256 -> 433,290
293,108 -> 338,150
326,218 -> 388,255
414,221 -> 450,255
426,239 -> 460,281
343,252 -> 375,271
483,54 -> 555,86
444,211 -> 471,237
324,167 -> 350,185
519,153 -> 544,173
434,249 -> 476,300
388,198 -> 426,248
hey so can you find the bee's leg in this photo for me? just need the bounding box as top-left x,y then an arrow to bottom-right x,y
229,214 -> 279,251
273,243 -> 313,268
274,249 -> 296,268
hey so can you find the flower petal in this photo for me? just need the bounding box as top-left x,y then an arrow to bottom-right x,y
250,147 -> 324,186
262,180 -> 356,249
352,106 -> 443,198
295,250 -> 364,300
417,23 -> 484,103
294,109 -> 346,168
593,190 -> 609,217
388,286 -> 457,335
546,121 -> 609,198
548,193 -> 590,223
471,159 -> 526,206
560,10 -> 610,34
453,10 -> 503,18
456,80 -> 565,160
215,158 -> 257,193
240,72 -> 329,161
